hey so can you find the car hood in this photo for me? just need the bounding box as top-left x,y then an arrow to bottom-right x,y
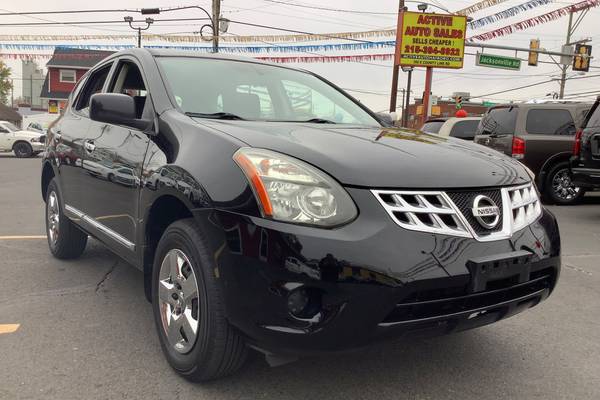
196,120 -> 530,189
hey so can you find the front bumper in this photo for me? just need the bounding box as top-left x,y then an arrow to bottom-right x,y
31,142 -> 45,152
571,167 -> 600,188
208,188 -> 561,355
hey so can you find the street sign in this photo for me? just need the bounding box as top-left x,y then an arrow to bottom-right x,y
398,11 -> 467,69
476,53 -> 521,71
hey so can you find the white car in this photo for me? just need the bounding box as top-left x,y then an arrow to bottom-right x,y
0,120 -> 46,158
421,116 -> 482,140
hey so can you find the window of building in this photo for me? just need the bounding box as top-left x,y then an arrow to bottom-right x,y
526,109 -> 576,135
59,69 -> 76,83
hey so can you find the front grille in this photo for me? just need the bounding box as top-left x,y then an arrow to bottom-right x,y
372,191 -> 471,237
381,268 -> 555,325
507,185 -> 542,232
372,182 -> 542,241
446,190 -> 503,235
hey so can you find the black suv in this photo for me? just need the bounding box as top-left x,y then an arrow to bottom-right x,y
42,49 -> 561,381
474,102 -> 591,205
571,97 -> 600,188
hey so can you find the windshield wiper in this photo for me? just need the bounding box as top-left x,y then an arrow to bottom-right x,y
185,112 -> 246,120
302,118 -> 336,124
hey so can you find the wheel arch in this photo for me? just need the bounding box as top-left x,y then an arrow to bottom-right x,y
142,194 -> 194,302
41,161 -> 56,202
537,152 -> 572,191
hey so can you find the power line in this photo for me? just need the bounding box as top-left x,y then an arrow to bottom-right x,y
471,74 -> 600,99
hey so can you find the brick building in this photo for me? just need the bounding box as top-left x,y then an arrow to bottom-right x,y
39,48 -> 113,114
405,99 -> 491,129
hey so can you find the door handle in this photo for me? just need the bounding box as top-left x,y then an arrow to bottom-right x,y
84,141 -> 96,153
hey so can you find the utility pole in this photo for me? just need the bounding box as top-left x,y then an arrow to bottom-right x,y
389,0 -> 405,113
212,0 -> 221,53
559,11 -> 574,99
30,75 -> 33,107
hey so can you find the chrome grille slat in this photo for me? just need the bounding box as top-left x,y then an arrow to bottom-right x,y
372,183 -> 542,242
372,190 -> 471,237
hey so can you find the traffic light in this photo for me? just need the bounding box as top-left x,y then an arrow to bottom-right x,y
528,39 -> 540,66
573,44 -> 592,72
455,96 -> 463,109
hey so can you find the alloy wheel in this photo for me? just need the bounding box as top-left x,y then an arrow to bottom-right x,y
158,249 -> 200,354
47,191 -> 60,247
551,168 -> 580,201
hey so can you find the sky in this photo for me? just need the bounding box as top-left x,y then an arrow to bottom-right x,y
0,0 -> 599,112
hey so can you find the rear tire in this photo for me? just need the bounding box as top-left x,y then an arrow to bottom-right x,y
45,179 -> 88,259
13,142 -> 33,158
544,161 -> 585,205
152,218 -> 247,381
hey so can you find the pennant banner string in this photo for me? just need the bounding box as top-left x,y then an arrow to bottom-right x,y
0,29 -> 397,44
0,51 -> 396,63
0,41 -> 396,54
468,0 -> 554,30
455,0 -> 511,15
468,0 -> 600,41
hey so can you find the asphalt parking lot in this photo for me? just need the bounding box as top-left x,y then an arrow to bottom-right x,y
1,153 -> 599,400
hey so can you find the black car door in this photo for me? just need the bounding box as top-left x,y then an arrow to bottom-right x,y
54,65 -> 112,215
78,57 -> 151,252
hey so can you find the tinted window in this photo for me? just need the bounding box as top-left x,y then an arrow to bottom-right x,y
421,121 -> 444,133
584,102 -> 600,129
449,120 -> 480,139
526,109 -> 576,135
477,107 -> 517,135
75,64 -> 112,112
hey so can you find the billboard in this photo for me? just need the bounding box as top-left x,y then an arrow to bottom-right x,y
397,12 -> 467,69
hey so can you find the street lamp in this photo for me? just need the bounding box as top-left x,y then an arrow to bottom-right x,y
124,16 -> 154,48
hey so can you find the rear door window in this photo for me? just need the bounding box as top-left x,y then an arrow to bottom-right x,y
477,107 -> 517,135
421,121 -> 444,133
449,120 -> 480,139
525,109 -> 576,135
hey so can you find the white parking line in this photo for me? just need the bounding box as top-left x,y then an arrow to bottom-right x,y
0,324 -> 20,335
0,235 -> 47,240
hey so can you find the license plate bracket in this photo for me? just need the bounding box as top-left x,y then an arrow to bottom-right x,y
466,250 -> 533,292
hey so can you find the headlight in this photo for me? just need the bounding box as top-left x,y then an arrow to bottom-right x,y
233,148 -> 357,227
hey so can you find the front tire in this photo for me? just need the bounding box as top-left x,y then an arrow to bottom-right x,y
544,161 -> 585,205
46,179 -> 88,259
152,219 -> 247,381
13,142 -> 33,158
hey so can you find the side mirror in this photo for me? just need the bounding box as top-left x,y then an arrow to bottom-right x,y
377,112 -> 398,127
90,93 -> 152,131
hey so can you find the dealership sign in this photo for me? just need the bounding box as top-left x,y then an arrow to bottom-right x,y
476,53 -> 522,71
398,12 -> 467,69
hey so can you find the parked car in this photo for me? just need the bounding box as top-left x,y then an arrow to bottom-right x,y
474,101 -> 591,205
571,97 -> 600,189
421,116 -> 482,140
0,120 -> 45,157
42,49 -> 561,381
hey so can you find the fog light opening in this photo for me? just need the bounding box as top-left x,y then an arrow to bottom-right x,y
287,287 -> 322,320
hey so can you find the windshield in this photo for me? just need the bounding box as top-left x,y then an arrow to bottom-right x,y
157,57 -> 380,126
421,121 -> 444,134
1,122 -> 18,132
